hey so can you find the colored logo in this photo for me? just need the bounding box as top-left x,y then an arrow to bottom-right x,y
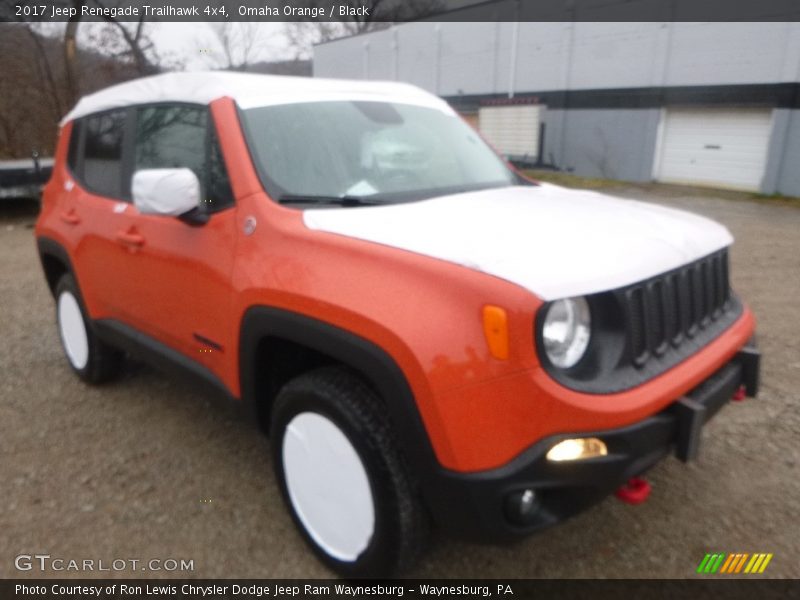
697,552 -> 773,574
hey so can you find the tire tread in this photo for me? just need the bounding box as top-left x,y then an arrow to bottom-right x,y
55,274 -> 123,384
273,366 -> 429,576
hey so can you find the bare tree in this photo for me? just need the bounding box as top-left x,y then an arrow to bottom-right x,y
283,23 -> 352,60
0,5 -> 169,158
203,22 -> 272,71
53,0 -> 164,105
0,24 -> 66,157
24,24 -> 65,118
64,0 -> 86,106
95,7 -> 159,75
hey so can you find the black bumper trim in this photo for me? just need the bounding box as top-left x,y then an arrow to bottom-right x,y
423,341 -> 761,543
738,340 -> 760,396
673,396 -> 707,463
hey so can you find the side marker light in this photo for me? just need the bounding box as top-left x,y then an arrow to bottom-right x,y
482,305 -> 509,360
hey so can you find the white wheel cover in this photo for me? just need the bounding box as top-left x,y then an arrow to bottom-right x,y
282,412 -> 375,561
58,291 -> 89,370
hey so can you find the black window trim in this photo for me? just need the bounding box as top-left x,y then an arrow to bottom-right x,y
131,101 -> 235,215
66,118 -> 85,179
202,109 -> 236,214
66,101 -> 236,213
67,106 -> 133,202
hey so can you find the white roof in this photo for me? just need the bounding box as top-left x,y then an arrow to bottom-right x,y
60,71 -> 453,125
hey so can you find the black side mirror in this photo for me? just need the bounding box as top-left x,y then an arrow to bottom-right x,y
178,207 -> 210,227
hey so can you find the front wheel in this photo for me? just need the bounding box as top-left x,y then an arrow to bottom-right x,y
55,274 -> 123,383
270,366 -> 428,577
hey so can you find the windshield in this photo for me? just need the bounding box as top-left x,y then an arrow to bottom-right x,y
241,101 -> 520,206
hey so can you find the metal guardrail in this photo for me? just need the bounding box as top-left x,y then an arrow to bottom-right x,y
0,154 -> 54,200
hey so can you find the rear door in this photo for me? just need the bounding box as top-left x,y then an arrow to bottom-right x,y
65,108 -> 139,319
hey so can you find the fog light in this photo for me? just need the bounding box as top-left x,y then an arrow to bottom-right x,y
504,488 -> 539,525
546,438 -> 607,462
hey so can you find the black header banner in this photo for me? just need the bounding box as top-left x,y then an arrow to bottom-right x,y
3,0 -> 800,23
3,579 -> 799,600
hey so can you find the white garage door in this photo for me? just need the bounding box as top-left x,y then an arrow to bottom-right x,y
655,108 -> 773,192
479,104 -> 542,160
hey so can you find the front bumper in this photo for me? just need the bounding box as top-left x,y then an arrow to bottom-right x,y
424,340 -> 760,542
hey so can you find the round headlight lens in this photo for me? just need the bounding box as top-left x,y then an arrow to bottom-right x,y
542,297 -> 591,368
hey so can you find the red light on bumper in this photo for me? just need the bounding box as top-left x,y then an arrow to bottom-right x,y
615,477 -> 651,505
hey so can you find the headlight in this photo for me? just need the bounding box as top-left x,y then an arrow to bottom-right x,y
542,297 -> 591,368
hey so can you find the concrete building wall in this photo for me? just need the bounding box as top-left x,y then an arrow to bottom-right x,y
313,21 -> 800,196
313,33 -> 364,79
663,23 -> 800,87
769,110 -> 800,196
541,108 -> 661,182
439,23 -> 499,95
316,22 -> 800,93
394,23 -> 439,91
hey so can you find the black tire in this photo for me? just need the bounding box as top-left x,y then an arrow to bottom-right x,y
54,273 -> 123,384
270,366 -> 428,578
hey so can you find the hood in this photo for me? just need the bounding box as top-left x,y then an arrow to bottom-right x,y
302,183 -> 733,300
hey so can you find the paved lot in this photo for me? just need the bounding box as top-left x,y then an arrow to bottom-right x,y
1,187 -> 798,579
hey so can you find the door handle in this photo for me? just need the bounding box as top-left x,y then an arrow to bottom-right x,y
59,210 -> 80,225
115,230 -> 145,248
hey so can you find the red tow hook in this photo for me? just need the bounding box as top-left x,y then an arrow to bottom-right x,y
615,477 -> 651,505
732,385 -> 747,402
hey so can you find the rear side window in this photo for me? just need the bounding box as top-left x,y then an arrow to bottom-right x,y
134,105 -> 234,213
83,110 -> 126,198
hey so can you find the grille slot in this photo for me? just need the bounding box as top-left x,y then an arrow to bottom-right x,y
623,249 -> 731,369
688,265 -> 701,336
665,273 -> 682,346
711,254 -> 722,316
628,287 -> 648,367
649,280 -> 667,356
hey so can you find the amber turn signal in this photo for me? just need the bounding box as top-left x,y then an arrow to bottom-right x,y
482,305 -> 509,360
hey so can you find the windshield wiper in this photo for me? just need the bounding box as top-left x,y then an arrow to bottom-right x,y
277,194 -> 381,207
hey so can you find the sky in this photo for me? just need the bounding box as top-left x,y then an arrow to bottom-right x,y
80,22 -> 295,71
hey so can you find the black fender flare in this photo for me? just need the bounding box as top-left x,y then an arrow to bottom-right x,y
238,305 -> 445,491
36,236 -> 75,297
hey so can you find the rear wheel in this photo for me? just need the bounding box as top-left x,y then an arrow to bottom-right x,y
270,366 -> 428,577
55,274 -> 123,383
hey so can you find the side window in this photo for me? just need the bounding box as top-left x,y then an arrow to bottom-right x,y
83,110 -> 126,198
134,105 -> 234,213
135,105 -> 206,175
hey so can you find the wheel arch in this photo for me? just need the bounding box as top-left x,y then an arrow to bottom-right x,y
238,306 -> 441,479
37,237 -> 74,297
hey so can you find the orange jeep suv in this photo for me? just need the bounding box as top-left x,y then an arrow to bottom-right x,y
36,72 -> 760,577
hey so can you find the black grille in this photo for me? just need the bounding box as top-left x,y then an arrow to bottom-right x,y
622,249 -> 732,369
537,248 -> 742,394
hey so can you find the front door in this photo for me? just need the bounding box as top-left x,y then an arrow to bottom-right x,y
109,104 -> 238,383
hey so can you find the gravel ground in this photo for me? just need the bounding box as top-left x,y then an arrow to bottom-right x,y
1,187 -> 798,579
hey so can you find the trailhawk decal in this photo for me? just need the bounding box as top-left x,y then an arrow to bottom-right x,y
303,183 -> 733,300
